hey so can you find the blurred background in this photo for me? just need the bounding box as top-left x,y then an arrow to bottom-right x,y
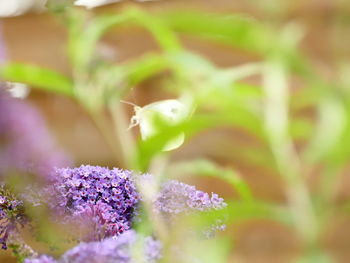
1,0 -> 350,262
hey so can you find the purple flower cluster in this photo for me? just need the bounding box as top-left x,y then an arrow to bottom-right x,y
49,165 -> 140,241
20,165 -> 226,263
154,180 -> 226,214
0,86 -> 70,180
24,230 -> 162,263
0,184 -> 28,249
47,165 -> 227,241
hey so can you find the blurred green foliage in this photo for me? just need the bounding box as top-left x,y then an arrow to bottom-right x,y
1,5 -> 350,263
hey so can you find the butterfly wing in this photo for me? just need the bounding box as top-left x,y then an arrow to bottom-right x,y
138,100 -> 187,151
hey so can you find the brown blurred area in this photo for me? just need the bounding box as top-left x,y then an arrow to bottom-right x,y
1,0 -> 350,262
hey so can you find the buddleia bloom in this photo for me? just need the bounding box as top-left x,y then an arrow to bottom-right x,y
48,165 -> 226,239
154,180 -> 226,214
24,230 -> 162,263
0,86 -> 69,181
48,165 -> 140,241
152,179 -> 227,239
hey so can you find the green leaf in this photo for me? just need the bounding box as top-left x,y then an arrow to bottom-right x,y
168,159 -> 254,203
68,11 -> 130,69
296,251 -> 334,263
68,8 -> 181,71
0,63 -> 74,96
181,237 -> 231,263
134,118 -> 188,171
289,118 -> 313,140
194,200 -> 293,226
127,8 -> 182,53
123,53 -> 169,86
134,111 -> 264,171
159,10 -> 276,54
302,96 -> 347,164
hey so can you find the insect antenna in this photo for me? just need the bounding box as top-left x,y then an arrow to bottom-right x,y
120,100 -> 141,130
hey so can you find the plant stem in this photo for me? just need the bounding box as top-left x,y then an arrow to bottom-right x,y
263,61 -> 318,250
89,109 -> 123,166
108,101 -> 136,169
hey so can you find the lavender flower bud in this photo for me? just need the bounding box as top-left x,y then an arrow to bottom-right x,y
25,230 -> 162,263
24,255 -> 57,263
144,236 -> 162,263
154,180 -> 226,214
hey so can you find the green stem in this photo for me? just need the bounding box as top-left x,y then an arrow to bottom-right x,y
89,109 -> 123,166
108,101 -> 136,169
262,61 -> 318,250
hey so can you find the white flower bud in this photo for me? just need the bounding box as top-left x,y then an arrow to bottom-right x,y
0,0 -> 47,17
74,0 -> 121,9
74,0 -> 157,9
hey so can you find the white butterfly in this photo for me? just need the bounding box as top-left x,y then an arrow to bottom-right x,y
124,99 -> 189,151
